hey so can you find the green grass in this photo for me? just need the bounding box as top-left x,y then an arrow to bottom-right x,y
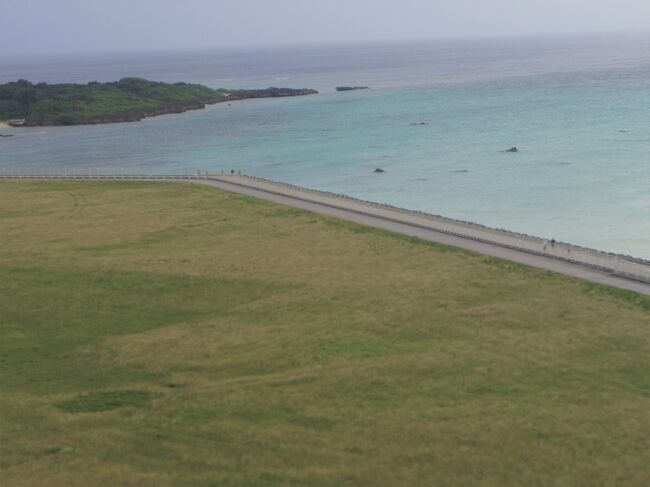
0,181 -> 649,486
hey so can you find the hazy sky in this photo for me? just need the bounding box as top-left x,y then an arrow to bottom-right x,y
1,0 -> 649,55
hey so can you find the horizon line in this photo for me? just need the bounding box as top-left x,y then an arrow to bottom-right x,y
1,29 -> 647,59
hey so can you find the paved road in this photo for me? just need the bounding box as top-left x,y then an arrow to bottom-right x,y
191,178 -> 650,297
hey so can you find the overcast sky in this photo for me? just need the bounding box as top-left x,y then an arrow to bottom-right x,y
1,0 -> 649,55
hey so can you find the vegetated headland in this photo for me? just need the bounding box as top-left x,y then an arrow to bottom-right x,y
0,78 -> 318,126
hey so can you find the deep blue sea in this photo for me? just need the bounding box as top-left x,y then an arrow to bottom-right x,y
1,33 -> 649,258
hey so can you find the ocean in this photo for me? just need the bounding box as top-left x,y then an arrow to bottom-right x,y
1,33 -> 649,258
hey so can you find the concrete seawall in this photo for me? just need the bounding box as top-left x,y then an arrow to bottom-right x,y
2,173 -> 649,286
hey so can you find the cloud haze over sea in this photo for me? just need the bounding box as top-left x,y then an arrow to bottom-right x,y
1,0 -> 649,55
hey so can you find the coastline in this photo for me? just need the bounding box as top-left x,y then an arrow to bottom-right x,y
0,122 -> 9,129
17,89 -> 319,127
7,92 -> 317,127
1,174 -> 649,293
207,175 -> 650,279
0,81 -> 318,127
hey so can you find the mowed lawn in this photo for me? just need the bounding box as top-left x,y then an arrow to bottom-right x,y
1,181 -> 649,486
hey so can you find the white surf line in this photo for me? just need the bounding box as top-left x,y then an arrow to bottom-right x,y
2,174 -> 649,296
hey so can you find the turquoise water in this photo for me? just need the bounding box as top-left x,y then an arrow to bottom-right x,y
1,34 -> 649,258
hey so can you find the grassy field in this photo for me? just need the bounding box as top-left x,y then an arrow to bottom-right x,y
1,181 -> 649,486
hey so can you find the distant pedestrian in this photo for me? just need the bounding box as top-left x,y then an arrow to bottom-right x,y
551,238 -> 556,247
231,169 -> 235,175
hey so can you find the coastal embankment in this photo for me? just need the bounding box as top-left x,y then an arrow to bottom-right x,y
1,173 -> 649,294
204,175 -> 650,289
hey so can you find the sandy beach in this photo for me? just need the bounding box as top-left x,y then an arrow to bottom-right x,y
0,122 -> 10,129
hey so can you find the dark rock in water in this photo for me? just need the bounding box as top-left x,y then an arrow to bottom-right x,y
0,133 -> 13,138
452,169 -> 469,173
409,122 -> 427,126
618,130 -> 628,133
336,86 -> 369,92
374,168 -> 385,173
505,147 -> 519,152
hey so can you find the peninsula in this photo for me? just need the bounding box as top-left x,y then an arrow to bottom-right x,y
0,78 -> 318,126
